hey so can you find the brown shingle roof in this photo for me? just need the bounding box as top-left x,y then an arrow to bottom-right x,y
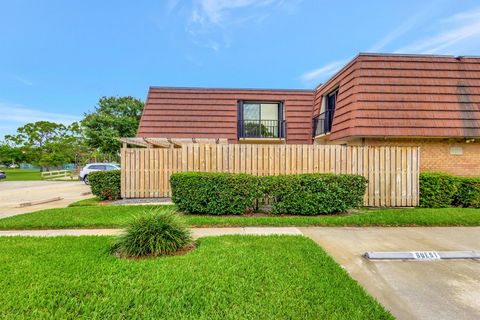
138,53 -> 480,144
138,87 -> 315,144
314,53 -> 480,140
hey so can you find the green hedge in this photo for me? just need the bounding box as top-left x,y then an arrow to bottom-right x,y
89,170 -> 121,201
419,172 -> 459,208
170,172 -> 262,215
419,172 -> 480,208
264,174 -> 367,215
456,177 -> 480,208
171,172 -> 367,215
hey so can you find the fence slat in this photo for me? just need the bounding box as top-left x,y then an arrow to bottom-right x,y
121,148 -> 126,198
380,147 -> 385,207
385,147 -> 391,207
121,144 -> 419,207
406,147 -> 412,207
389,147 -> 396,206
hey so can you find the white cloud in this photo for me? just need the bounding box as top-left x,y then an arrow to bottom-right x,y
166,0 -> 182,14
184,53 -> 203,66
298,6 -> 480,88
299,60 -> 347,87
395,7 -> 480,54
13,75 -> 35,86
443,6 -> 480,23
0,102 -> 81,138
369,6 -> 434,52
182,0 -> 298,51
193,0 -> 278,25
206,40 -> 220,51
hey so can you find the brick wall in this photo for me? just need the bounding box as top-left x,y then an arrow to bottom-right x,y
363,138 -> 480,176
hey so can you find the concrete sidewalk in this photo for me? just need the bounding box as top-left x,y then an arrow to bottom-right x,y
0,227 -> 303,238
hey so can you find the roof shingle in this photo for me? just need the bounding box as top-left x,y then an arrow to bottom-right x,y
314,53 -> 480,140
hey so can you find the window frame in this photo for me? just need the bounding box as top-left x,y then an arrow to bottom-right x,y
238,101 -> 283,121
325,89 -> 337,133
237,100 -> 285,139
313,88 -> 339,137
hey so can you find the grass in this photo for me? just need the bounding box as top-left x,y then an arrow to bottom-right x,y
68,197 -> 101,207
1,169 -> 41,181
0,235 -> 392,319
0,204 -> 479,229
111,208 -> 193,257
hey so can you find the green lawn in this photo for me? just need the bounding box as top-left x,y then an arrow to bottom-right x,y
0,235 -> 391,319
0,204 -> 479,229
1,169 -> 41,181
68,197 -> 102,207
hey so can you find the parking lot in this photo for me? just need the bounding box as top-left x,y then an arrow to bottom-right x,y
301,227 -> 480,320
0,181 -> 91,218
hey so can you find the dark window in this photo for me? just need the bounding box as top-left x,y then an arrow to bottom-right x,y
89,165 -> 106,170
238,101 -> 285,138
313,90 -> 337,136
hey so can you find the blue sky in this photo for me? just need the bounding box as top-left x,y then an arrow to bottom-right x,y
2,0 -> 480,139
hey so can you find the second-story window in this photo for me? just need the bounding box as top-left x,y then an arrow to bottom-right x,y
325,90 -> 337,131
238,101 -> 284,138
313,89 -> 338,136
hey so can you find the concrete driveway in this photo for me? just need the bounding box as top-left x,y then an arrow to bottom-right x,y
0,181 -> 91,218
301,227 -> 480,320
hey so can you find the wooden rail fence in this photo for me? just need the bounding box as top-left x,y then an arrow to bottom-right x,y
41,169 -> 75,180
121,144 -> 420,207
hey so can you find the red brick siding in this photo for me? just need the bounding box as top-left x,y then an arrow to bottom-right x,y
364,138 -> 480,176
316,137 -> 480,176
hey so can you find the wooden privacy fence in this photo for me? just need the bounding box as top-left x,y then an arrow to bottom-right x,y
121,144 -> 420,207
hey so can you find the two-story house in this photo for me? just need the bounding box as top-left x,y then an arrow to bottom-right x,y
136,53 -> 480,176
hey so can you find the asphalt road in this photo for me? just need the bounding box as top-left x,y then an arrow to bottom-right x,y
0,181 -> 91,218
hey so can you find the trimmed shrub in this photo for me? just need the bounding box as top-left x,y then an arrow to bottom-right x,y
171,172 -> 367,215
456,177 -> 480,208
170,172 -> 262,215
89,170 -> 121,200
419,172 -> 459,208
264,174 -> 367,215
110,208 -> 192,258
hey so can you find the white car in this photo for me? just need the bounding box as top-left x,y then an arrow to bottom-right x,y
79,163 -> 120,185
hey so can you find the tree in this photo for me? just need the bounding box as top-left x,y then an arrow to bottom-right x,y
5,121 -> 89,170
81,96 -> 144,156
5,121 -> 66,168
55,122 -> 93,165
0,142 -> 27,166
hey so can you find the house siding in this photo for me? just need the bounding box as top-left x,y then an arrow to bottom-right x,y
138,87 -> 315,144
137,54 -> 480,176
313,54 -> 480,140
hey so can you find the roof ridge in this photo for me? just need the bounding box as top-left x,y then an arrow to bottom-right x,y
149,86 -> 314,92
358,52 -> 480,59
